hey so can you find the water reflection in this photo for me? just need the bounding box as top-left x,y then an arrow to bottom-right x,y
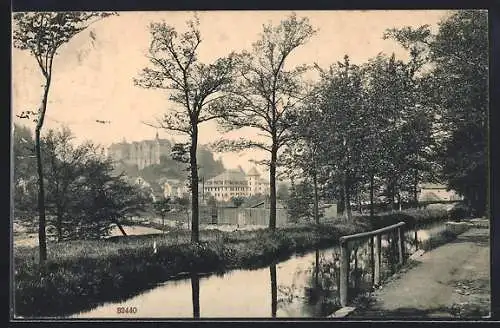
270,264 -> 277,317
73,221 -> 448,318
191,273 -> 200,319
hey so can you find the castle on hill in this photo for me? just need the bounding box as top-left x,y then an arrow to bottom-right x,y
107,132 -> 172,170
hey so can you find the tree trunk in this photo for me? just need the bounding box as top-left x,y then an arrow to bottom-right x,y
114,219 -> 128,236
35,74 -> 52,265
190,125 -> 200,243
35,126 -> 47,265
369,173 -> 375,218
344,176 -> 352,220
387,177 -> 395,210
270,264 -> 277,318
269,147 -> 277,230
56,207 -> 63,242
357,193 -> 363,214
315,249 -> 320,288
338,189 -> 345,216
396,192 -> 402,211
313,169 -> 319,224
413,168 -> 419,206
191,273 -> 200,319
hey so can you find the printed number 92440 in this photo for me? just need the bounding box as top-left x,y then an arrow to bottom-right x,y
116,306 -> 138,314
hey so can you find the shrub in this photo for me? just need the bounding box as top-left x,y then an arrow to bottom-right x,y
448,204 -> 471,221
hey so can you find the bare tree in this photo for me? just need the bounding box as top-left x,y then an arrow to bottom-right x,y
13,12 -> 115,264
134,16 -> 235,242
213,13 -> 317,230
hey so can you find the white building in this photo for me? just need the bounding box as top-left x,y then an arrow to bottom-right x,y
162,179 -> 188,199
417,183 -> 463,202
203,167 -> 269,202
246,167 -> 268,196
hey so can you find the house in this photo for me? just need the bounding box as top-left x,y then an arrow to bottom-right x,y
246,167 -> 269,196
162,179 -> 187,199
203,169 -> 250,201
203,166 -> 270,202
417,183 -> 462,202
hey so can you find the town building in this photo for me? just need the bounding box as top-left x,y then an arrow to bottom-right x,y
203,167 -> 269,201
161,178 -> 189,199
107,132 -> 172,170
417,183 -> 463,202
247,167 -> 268,195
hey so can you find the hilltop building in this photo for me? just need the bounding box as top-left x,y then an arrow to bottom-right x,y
203,167 -> 269,201
107,132 -> 172,170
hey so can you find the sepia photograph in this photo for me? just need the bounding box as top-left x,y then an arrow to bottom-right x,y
11,9 -> 490,320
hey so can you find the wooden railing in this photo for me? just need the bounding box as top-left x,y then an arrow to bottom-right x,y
339,221 -> 406,307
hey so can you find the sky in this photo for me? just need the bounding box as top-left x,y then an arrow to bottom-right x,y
11,10 -> 452,173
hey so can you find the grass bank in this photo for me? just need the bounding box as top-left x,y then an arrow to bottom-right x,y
14,208 -> 450,318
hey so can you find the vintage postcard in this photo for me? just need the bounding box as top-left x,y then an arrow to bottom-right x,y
11,10 -> 490,320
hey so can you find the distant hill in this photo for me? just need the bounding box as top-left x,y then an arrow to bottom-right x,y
113,145 -> 225,185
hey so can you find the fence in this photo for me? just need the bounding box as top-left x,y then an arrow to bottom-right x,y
199,206 -> 288,227
338,221 -> 406,307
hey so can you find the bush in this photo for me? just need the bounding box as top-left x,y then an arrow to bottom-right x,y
14,207 -> 451,317
354,207 -> 449,231
447,204 -> 471,221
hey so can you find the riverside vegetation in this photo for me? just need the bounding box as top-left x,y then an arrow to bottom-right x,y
14,207 -> 457,317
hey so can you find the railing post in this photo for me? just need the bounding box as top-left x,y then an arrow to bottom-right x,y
370,236 -> 375,286
374,233 -> 381,286
414,230 -> 418,252
398,226 -> 404,265
339,239 -> 349,307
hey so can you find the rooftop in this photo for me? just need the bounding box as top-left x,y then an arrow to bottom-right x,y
209,169 -> 247,182
420,183 -> 447,190
247,167 -> 260,176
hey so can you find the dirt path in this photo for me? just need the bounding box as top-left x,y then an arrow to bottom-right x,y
351,228 -> 490,319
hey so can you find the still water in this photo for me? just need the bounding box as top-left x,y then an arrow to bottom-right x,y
72,221 -> 446,318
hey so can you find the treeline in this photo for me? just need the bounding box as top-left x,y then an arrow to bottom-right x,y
283,10 -> 487,222
13,125 -> 151,241
12,10 -> 487,258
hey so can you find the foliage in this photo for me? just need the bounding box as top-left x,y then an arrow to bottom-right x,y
12,124 -> 38,219
14,206 -> 450,317
276,182 -> 290,201
41,127 -> 107,241
134,15 -> 236,242
212,13 -> 317,230
13,11 -> 116,264
287,181 -> 314,222
384,10 -> 488,216
14,127 -> 150,241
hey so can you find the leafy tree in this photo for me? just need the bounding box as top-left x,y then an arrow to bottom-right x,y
12,124 -> 38,220
42,127 -> 104,241
431,10 -> 488,216
153,197 -> 171,232
276,182 -> 290,202
285,104 -> 325,223
13,11 -> 115,264
385,10 -> 488,215
287,180 -> 314,222
315,55 -> 366,220
134,16 -> 235,242
69,159 -> 150,239
214,13 -> 317,230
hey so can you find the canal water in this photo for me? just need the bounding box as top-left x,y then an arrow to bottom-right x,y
72,221 -> 448,319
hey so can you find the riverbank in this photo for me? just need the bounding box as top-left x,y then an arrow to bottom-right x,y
14,208 -> 451,318
348,227 -> 490,319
